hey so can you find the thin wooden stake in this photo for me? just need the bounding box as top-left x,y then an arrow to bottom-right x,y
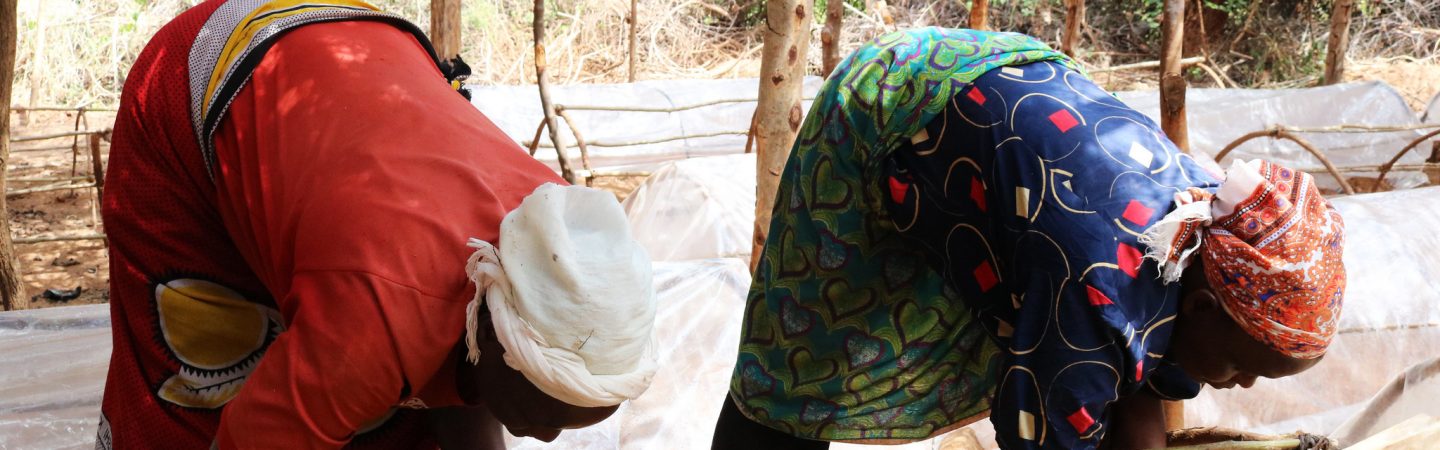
1159,0 -> 1189,153
1061,0 -> 1085,56
555,107 -> 592,171
430,0 -> 462,62
822,0 -> 844,76
527,118 -> 547,156
1323,0 -> 1355,85
534,0 -> 577,184
628,0 -> 639,82
970,0 -> 989,31
89,132 -> 105,201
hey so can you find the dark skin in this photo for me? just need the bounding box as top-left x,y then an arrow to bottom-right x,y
1102,261 -> 1324,449
434,320 -> 619,448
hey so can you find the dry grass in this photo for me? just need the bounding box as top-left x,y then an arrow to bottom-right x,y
7,0 -> 1439,108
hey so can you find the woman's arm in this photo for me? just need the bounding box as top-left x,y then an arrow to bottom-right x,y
1100,389 -> 1168,450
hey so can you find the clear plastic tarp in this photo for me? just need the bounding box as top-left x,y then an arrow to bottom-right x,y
0,304 -> 110,450
622,153 -> 756,262
5,79 -> 1440,448
466,77 -> 822,169
1184,186 -> 1440,437
1115,81 -> 1433,191
474,79 -> 1432,191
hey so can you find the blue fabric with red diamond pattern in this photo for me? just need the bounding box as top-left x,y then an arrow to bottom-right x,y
882,59 -> 1218,449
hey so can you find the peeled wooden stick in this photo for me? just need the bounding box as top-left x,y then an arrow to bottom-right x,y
1161,439 -> 1301,450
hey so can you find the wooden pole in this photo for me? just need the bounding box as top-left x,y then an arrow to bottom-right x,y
534,0 -> 577,184
1061,0 -> 1085,56
1159,0 -> 1188,152
628,0 -> 638,82
554,107 -> 592,171
751,0 -> 813,271
89,132 -> 105,201
19,0 -> 40,127
821,0 -> 844,76
1161,0 -> 1189,420
1,0 -> 23,311
1322,0 -> 1355,85
969,0 -> 989,31
430,0 -> 462,62
1164,401 -> 1186,432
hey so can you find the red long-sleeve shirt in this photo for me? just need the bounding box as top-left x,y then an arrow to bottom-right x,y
99,5 -> 562,447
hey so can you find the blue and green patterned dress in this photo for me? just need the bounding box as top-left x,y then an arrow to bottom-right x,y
729,27 -> 1214,448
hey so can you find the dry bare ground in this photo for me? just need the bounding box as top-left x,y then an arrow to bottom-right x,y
5,0 -> 1439,310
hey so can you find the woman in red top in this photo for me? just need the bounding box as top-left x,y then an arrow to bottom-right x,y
99,1 -> 618,448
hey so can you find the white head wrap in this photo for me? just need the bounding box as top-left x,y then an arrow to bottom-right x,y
464,183 -> 658,407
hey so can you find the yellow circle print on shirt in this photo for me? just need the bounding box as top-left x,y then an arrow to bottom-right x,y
154,278 -> 284,409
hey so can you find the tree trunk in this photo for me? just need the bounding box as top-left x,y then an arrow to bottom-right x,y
751,0 -> 812,271
1061,0 -> 1085,56
628,0 -> 639,82
534,0 -> 577,184
430,0 -> 462,61
969,0 -> 989,31
821,0 -> 843,76
1323,0 -> 1354,85
2,0 -> 24,310
1159,0 -> 1188,152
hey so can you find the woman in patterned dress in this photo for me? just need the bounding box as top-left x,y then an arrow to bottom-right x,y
712,28 -> 1346,450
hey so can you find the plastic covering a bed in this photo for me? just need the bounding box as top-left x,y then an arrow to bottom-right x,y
471,78 -> 1436,191
3,80 -> 1438,449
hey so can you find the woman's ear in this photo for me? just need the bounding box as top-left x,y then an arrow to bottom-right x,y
1180,286 -> 1221,318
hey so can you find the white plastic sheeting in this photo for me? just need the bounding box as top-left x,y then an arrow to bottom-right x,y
622,153 -> 756,262
1330,357 -> 1440,447
1115,81 -> 1432,191
5,77 -> 1440,448
474,79 -> 1431,191
504,258 -> 752,449
0,304 -> 110,450
1184,186 -> 1440,436
467,77 -> 822,169
1425,92 -> 1440,123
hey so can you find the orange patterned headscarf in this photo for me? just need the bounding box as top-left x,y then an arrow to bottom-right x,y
1141,160 -> 1346,359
